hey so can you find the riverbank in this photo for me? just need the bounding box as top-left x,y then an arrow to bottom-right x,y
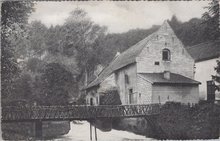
2,121 -> 70,140
111,102 -> 220,140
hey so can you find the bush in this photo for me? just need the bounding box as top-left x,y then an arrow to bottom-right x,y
99,87 -> 121,105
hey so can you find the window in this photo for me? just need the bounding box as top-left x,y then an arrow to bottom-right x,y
155,61 -> 160,65
125,74 -> 129,84
129,89 -> 134,104
162,49 -> 171,61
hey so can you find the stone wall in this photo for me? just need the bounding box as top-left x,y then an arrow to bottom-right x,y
115,63 -> 137,104
136,21 -> 194,79
137,75 -> 152,104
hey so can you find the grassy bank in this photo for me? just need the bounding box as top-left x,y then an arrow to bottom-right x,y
112,102 -> 220,140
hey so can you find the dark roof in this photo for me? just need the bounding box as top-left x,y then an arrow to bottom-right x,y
84,21 -> 179,90
138,73 -> 201,85
84,29 -> 155,90
186,40 -> 220,62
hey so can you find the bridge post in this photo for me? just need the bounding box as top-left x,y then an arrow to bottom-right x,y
207,80 -> 216,103
94,126 -> 97,141
35,120 -> 43,139
90,122 -> 92,141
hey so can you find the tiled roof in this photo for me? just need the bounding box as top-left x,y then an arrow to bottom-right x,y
84,31 -> 155,90
186,40 -> 220,62
138,73 -> 201,85
84,21 -> 177,90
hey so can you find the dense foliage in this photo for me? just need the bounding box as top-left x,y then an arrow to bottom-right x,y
202,0 -> 219,40
1,1 -> 34,99
212,60 -> 220,91
32,63 -> 76,105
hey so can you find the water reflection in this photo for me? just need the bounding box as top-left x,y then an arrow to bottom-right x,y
54,121 -> 154,141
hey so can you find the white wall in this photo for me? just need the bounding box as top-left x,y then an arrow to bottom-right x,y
152,85 -> 199,104
115,64 -> 137,105
194,58 -> 219,100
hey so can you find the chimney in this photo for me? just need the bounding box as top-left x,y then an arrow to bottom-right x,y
163,71 -> 170,80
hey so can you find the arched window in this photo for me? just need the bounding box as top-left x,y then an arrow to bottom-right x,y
162,49 -> 171,61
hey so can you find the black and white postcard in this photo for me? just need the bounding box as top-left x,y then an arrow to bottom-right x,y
1,1 -> 220,140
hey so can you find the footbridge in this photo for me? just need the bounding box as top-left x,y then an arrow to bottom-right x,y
2,104 -> 160,122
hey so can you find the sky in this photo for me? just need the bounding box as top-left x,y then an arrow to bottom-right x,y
29,1 -> 209,33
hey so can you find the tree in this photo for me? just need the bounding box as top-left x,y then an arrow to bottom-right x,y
202,0 -> 220,40
45,25 -> 64,55
28,21 -> 48,57
1,1 -> 34,98
26,57 -> 46,73
168,16 -> 211,46
33,63 -> 76,105
13,73 -> 33,100
169,15 -> 182,31
62,8 -> 107,73
212,60 -> 220,91
19,8 -> 107,103
94,25 -> 159,66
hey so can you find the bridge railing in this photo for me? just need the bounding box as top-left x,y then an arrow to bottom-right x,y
2,104 -> 160,121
